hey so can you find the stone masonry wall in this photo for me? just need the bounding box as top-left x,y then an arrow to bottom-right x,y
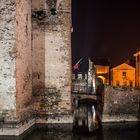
0,0 -> 72,124
0,0 -> 33,123
102,86 -> 140,122
32,0 -> 46,118
16,0 -> 33,121
0,0 -> 72,136
32,0 -> 72,123
0,0 -> 16,120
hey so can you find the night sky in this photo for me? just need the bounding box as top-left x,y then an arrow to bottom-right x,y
72,0 -> 140,67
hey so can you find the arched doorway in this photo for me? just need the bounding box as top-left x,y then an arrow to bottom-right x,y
97,76 -> 106,84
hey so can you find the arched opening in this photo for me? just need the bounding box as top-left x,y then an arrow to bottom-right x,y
97,76 -> 106,84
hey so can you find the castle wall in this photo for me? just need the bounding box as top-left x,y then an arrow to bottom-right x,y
102,86 -> 140,122
32,0 -> 72,123
16,0 -> 33,121
0,0 -> 35,136
0,0 -> 16,121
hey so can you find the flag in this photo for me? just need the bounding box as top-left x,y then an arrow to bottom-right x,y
73,58 -> 83,71
74,63 -> 78,70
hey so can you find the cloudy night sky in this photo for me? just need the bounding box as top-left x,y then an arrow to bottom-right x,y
72,0 -> 140,67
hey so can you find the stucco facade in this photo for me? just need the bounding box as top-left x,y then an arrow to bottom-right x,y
111,63 -> 135,87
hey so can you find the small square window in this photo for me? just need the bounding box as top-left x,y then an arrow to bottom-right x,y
122,72 -> 126,76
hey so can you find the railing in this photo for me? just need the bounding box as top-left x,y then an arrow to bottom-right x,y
72,79 -> 94,93
72,85 -> 94,93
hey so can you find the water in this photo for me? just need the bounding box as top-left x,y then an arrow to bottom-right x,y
0,123 -> 139,140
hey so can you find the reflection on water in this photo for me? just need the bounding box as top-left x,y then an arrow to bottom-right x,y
102,123 -> 140,140
0,123 -> 140,140
24,126 -> 103,140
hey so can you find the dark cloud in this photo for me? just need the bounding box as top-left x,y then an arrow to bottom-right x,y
72,0 -> 140,66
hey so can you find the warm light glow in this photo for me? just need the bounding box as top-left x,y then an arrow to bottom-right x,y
111,63 -> 135,87
134,51 -> 140,57
97,76 -> 106,84
96,65 -> 109,74
95,65 -> 110,85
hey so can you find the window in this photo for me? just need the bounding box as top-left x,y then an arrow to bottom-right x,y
122,72 -> 127,86
122,72 -> 126,77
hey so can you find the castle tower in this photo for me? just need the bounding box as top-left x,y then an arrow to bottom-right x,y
0,0 -> 33,135
32,0 -> 72,123
0,0 -> 72,135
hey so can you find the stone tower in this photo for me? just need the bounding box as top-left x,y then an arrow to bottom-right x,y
0,0 -> 72,136
32,0 -> 72,123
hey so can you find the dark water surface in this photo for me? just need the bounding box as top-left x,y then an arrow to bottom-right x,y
0,123 -> 140,140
